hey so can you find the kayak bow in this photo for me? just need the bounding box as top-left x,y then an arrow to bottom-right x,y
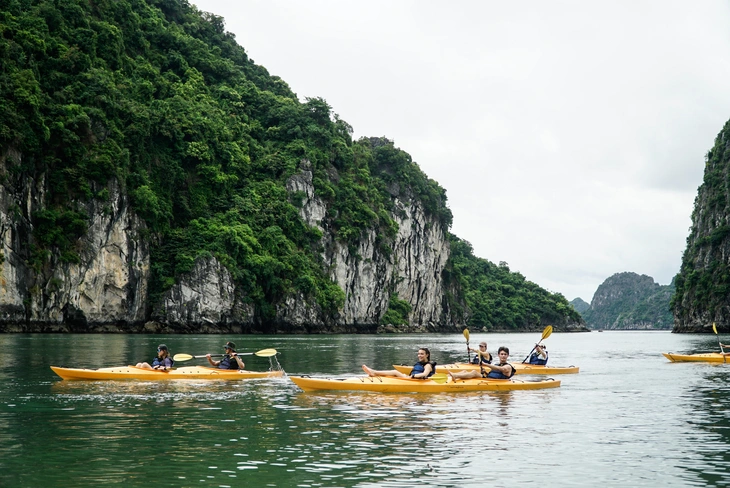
662,352 -> 730,363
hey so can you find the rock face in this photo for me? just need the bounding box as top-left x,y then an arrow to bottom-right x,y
0,151 -> 148,331
581,272 -> 674,330
673,120 -> 730,333
0,154 -> 460,333
281,160 -> 458,332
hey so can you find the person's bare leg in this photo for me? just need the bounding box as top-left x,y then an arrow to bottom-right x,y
362,365 -> 407,377
448,370 -> 480,380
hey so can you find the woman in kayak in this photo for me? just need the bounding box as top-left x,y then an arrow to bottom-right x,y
448,346 -> 516,380
207,341 -> 245,369
363,348 -> 436,379
528,344 -> 548,365
470,341 -> 492,365
136,344 -> 174,370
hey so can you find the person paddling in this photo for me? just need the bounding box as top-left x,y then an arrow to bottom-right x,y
448,346 -> 516,380
469,341 -> 492,365
528,344 -> 548,365
363,348 -> 436,379
136,344 -> 174,370
207,341 -> 245,370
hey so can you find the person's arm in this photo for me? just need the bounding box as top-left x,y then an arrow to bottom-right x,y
412,363 -> 433,379
232,354 -> 245,369
484,363 -> 511,376
206,354 -> 219,366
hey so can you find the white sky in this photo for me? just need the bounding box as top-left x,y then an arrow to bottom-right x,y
191,0 -> 730,302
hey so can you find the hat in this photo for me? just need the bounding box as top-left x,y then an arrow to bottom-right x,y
157,344 -> 168,351
224,341 -> 236,351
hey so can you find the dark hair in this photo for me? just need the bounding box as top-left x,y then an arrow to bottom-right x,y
418,347 -> 431,361
498,346 -> 510,355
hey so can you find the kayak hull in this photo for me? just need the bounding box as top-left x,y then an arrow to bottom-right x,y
393,362 -> 579,375
51,365 -> 284,380
290,375 -> 560,393
662,352 -> 730,363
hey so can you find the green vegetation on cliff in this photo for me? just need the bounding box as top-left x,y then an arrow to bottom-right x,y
0,0 -> 580,330
446,237 -> 582,330
672,119 -> 730,329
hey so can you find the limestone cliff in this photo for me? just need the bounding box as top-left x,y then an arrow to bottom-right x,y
285,160 -> 455,331
0,0 -> 577,334
0,151 -> 458,332
582,272 -> 673,330
673,119 -> 730,332
0,150 -> 148,332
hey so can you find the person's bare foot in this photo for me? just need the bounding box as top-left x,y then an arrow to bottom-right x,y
362,365 -> 376,376
447,371 -> 456,382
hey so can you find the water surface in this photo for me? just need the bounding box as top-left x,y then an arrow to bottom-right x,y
1,331 -> 729,487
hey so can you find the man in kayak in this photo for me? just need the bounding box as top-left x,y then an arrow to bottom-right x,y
528,344 -> 548,365
136,344 -> 174,370
362,348 -> 436,379
448,346 -> 516,380
207,341 -> 245,369
470,342 -> 492,365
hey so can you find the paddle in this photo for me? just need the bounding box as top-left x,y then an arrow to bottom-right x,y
463,329 -> 471,363
713,323 -> 726,363
173,348 -> 278,362
522,325 -> 553,363
430,373 -> 448,384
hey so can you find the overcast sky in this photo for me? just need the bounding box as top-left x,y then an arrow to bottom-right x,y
191,0 -> 730,302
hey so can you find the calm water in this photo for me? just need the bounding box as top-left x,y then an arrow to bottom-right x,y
1,331 -> 730,487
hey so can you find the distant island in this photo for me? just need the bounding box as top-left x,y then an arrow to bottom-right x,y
571,272 -> 674,330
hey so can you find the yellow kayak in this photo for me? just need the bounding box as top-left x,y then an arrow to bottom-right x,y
51,365 -> 285,380
662,352 -> 730,363
290,375 -> 560,393
393,362 -> 579,375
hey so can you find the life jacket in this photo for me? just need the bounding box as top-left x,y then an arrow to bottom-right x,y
218,354 -> 239,370
486,362 -> 516,379
410,361 -> 437,378
528,350 -> 548,365
471,353 -> 492,365
153,356 -> 174,368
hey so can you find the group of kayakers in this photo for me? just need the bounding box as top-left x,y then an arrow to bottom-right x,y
135,341 -> 244,371
362,341 -> 549,381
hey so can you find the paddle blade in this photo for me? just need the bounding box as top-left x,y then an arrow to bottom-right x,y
431,373 -> 448,384
463,329 -> 470,342
542,325 -> 553,341
713,322 -> 718,335
173,353 -> 193,362
255,348 -> 278,357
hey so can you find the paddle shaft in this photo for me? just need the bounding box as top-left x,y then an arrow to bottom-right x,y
173,349 -> 277,362
713,323 -> 725,362
522,325 -> 553,363
463,329 -> 471,363
189,353 -> 252,359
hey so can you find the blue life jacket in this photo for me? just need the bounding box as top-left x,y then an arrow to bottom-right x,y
411,361 -> 436,378
218,354 -> 239,370
487,362 -> 516,379
528,351 -> 548,365
153,356 -> 174,368
471,353 -> 492,365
